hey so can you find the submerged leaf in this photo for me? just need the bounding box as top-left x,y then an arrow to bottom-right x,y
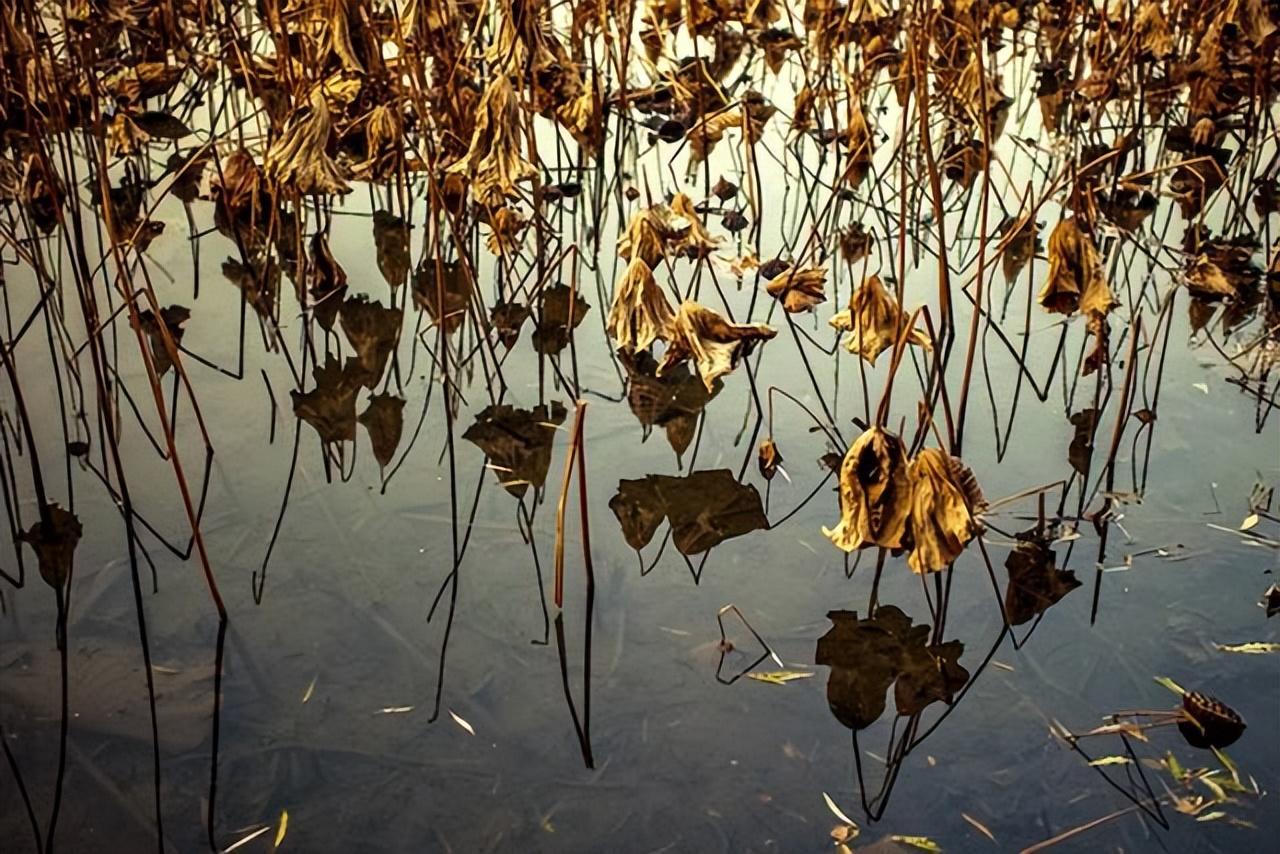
339,296 -> 401,388
372,211 -> 411,288
291,357 -> 363,444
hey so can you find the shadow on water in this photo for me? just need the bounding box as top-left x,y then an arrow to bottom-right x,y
0,0 -> 1278,851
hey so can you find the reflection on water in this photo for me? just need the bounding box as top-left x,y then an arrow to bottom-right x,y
1,0 -> 1279,851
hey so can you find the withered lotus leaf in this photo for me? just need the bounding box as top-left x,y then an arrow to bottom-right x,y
758,438 -> 783,480
131,305 -> 189,376
1184,257 -> 1237,301
765,264 -> 828,313
607,257 -> 675,352
485,206 -> 529,256
1038,218 -> 1118,319
291,356 -> 362,444
824,427 -> 912,551
620,350 -> 719,459
617,204 -> 674,267
413,261 -> 474,334
20,504 -> 83,590
815,606 -> 969,730
263,87 -> 351,197
657,301 -> 776,393
372,211 -> 411,288
608,469 -> 768,555
1004,536 -> 1081,625
1000,217 -> 1041,283
829,274 -> 930,364
905,448 -> 986,574
463,402 -> 568,498
491,301 -> 531,349
532,284 -> 591,355
446,74 -> 536,208
358,393 -> 405,471
338,296 -> 401,388
669,192 -> 719,257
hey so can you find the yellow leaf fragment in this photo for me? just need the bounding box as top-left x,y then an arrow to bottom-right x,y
890,835 -> 943,852
1213,642 -> 1280,654
747,670 -> 815,684
1088,755 -> 1134,766
274,810 -> 288,850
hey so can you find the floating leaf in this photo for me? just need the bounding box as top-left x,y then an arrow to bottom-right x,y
889,835 -> 943,852
961,813 -> 996,843
1179,691 -> 1246,749
1239,514 -> 1260,531
747,670 -> 815,684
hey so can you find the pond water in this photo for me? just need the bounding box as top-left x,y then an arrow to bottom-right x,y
1,3 -> 1278,853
